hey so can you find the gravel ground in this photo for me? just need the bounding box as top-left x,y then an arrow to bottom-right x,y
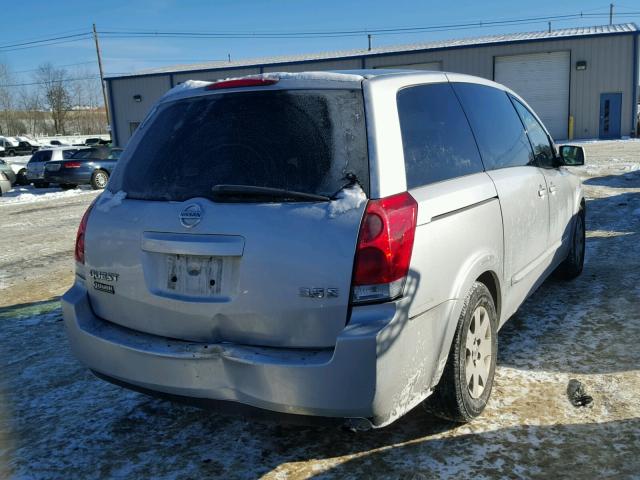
0,140 -> 639,479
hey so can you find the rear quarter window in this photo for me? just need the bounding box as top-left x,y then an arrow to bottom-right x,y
397,83 -> 484,188
452,83 -> 533,170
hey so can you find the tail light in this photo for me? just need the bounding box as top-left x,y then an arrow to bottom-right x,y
205,78 -> 278,90
75,202 -> 95,264
64,162 -> 82,168
351,192 -> 418,304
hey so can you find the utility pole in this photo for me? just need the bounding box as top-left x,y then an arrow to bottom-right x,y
368,34 -> 372,51
92,23 -> 110,128
609,3 -> 614,25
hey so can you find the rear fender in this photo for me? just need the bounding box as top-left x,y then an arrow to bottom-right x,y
431,250 -> 502,388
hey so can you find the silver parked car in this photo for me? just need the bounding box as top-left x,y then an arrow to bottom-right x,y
26,147 -> 86,188
63,71 -> 585,428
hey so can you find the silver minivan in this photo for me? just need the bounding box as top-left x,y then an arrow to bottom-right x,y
63,71 -> 585,428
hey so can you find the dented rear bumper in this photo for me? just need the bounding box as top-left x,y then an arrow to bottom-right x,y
62,281 -> 453,426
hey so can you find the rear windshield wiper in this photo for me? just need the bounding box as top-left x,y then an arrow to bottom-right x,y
211,184 -> 331,202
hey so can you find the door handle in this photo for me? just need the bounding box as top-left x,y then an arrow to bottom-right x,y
538,186 -> 547,197
548,183 -> 557,194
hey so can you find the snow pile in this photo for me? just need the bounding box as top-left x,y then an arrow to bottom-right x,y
0,186 -> 95,206
96,190 -> 127,212
329,185 -> 367,218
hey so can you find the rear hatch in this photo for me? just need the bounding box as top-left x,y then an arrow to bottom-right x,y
84,81 -> 370,348
26,150 -> 52,179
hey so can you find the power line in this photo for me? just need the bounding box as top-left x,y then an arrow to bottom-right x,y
0,32 -> 91,50
11,61 -> 96,74
0,36 -> 93,53
0,75 -> 101,88
96,12 -> 640,39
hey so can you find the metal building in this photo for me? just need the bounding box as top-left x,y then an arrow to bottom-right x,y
106,23 -> 639,146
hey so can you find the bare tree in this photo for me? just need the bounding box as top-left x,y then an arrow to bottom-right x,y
35,63 -> 71,134
0,64 -> 15,135
18,87 -> 43,136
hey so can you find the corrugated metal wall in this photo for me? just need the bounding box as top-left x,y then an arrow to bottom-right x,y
107,33 -> 636,145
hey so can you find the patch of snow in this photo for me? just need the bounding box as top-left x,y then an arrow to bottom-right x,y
0,185 -> 95,206
329,185 -> 367,218
96,190 -> 127,212
172,79 -> 212,92
260,71 -> 363,82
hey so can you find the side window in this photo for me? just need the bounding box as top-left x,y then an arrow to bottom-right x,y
397,83 -> 484,188
511,98 -> 555,168
452,83 -> 533,170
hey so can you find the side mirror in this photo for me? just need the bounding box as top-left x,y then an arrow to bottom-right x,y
559,145 -> 585,166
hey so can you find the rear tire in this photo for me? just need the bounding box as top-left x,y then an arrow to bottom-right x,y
424,282 -> 498,423
33,182 -> 50,188
554,208 -> 585,280
91,169 -> 109,190
60,183 -> 77,190
7,150 -> 15,157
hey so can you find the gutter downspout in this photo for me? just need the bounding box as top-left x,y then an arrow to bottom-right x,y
632,30 -> 639,136
107,79 -> 119,147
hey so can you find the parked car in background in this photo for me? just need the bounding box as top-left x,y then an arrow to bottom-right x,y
63,71 -> 586,428
44,146 -> 122,189
16,136 -> 41,148
0,158 -> 17,185
0,171 -> 11,195
84,137 -> 111,146
14,141 -> 40,156
0,137 -> 19,156
26,147 -> 86,188
49,140 -> 70,146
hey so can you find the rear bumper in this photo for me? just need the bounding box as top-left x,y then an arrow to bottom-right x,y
63,282 -> 453,426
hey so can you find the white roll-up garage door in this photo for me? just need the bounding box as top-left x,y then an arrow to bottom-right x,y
495,51 -> 570,139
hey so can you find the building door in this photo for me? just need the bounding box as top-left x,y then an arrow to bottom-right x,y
599,93 -> 622,139
495,51 -> 570,140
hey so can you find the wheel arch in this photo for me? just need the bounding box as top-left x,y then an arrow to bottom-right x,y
476,270 -> 501,322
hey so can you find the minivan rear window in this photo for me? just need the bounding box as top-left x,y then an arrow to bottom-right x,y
110,89 -> 369,201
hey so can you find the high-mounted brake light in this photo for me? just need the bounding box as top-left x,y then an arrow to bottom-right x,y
205,78 -> 279,90
351,192 -> 418,304
75,202 -> 95,264
64,162 -> 82,168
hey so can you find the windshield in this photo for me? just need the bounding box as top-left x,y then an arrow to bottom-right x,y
109,89 -> 369,201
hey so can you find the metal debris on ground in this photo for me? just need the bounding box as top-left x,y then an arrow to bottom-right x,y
567,379 -> 594,407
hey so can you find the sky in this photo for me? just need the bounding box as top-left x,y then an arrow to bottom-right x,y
1,0 -> 638,85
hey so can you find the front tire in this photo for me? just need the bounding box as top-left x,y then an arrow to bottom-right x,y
555,208 -> 585,280
16,169 -> 28,186
91,170 -> 109,190
425,282 -> 498,423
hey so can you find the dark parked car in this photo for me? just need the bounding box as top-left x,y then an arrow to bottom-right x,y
44,147 -> 123,189
0,140 -> 38,157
